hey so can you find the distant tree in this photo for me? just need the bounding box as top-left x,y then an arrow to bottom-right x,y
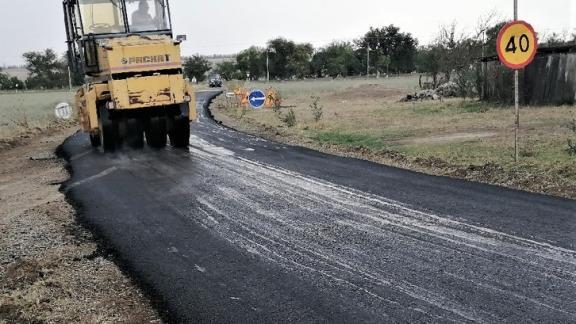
543,32 -> 571,47
0,75 -> 12,90
311,42 -> 361,78
356,25 -> 418,74
326,56 -> 347,78
310,50 -> 327,77
214,61 -> 238,81
267,38 -> 314,79
183,55 -> 212,82
287,43 -> 314,79
0,68 -> 9,89
23,49 -> 68,89
0,67 -> 24,91
376,55 -> 391,76
236,46 -> 265,80
417,16 -> 506,96
431,23 -> 481,83
430,23 -> 490,96
5,76 -> 25,90
483,21 -> 507,57
416,45 -> 442,87
267,38 -> 296,79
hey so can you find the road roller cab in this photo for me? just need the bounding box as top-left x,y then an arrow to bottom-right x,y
63,0 -> 195,151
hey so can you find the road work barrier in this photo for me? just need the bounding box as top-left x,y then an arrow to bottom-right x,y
231,87 -> 282,109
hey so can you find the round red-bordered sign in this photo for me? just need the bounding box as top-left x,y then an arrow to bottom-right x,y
496,20 -> 538,70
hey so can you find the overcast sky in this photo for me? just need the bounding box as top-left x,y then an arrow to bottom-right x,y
1,0 -> 574,66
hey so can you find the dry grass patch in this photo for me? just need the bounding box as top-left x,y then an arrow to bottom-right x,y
0,91 -> 74,142
212,77 -> 576,199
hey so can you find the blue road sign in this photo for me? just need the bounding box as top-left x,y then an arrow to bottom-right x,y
248,90 -> 266,109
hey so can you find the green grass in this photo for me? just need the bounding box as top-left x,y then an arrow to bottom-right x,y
398,141 -> 508,165
0,90 -> 74,139
311,131 -> 384,150
406,100 -> 501,116
213,77 -> 576,198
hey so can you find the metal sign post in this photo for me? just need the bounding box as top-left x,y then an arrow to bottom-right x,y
497,0 -> 537,163
514,0 -> 519,163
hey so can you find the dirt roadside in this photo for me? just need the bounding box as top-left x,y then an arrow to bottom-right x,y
0,127 -> 161,323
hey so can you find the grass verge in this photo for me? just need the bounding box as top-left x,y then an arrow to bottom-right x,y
0,90 -> 75,150
211,77 -> 576,200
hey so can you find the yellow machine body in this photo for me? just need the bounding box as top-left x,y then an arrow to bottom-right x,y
75,35 -> 196,135
64,0 -> 196,150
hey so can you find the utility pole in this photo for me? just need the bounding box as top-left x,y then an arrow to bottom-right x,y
514,0 -> 520,162
481,28 -> 487,100
366,47 -> 370,79
68,66 -> 73,92
266,50 -> 270,83
266,47 -> 275,83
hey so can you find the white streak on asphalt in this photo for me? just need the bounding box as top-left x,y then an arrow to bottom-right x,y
188,135 -> 234,157
174,141 -> 576,322
235,156 -> 576,267
65,166 -> 118,191
70,149 -> 93,161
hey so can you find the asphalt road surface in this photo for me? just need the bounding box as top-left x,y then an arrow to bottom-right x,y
61,91 -> 576,323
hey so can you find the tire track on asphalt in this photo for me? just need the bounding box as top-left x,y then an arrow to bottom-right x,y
148,140 -> 576,322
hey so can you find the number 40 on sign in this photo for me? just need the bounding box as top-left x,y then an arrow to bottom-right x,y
497,20 -> 538,70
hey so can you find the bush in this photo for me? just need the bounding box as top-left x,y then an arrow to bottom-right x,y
23,50 -> 62,89
0,73 -> 25,91
309,96 -> 323,122
238,105 -> 248,120
269,90 -> 283,113
279,108 -> 297,127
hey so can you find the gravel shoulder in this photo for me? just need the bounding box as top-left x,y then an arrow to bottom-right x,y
0,127 -> 160,323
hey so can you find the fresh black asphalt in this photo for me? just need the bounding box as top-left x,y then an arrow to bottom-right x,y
60,90 -> 576,323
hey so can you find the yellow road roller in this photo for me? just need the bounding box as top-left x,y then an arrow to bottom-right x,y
63,0 -> 195,151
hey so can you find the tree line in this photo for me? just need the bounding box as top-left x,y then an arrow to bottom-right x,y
183,25 -> 419,82
412,20 -> 574,96
0,70 -> 24,91
184,21 -> 576,92
0,49 -> 81,91
4,21 -> 575,91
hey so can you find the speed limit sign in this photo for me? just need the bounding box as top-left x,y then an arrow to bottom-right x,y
497,20 -> 538,70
